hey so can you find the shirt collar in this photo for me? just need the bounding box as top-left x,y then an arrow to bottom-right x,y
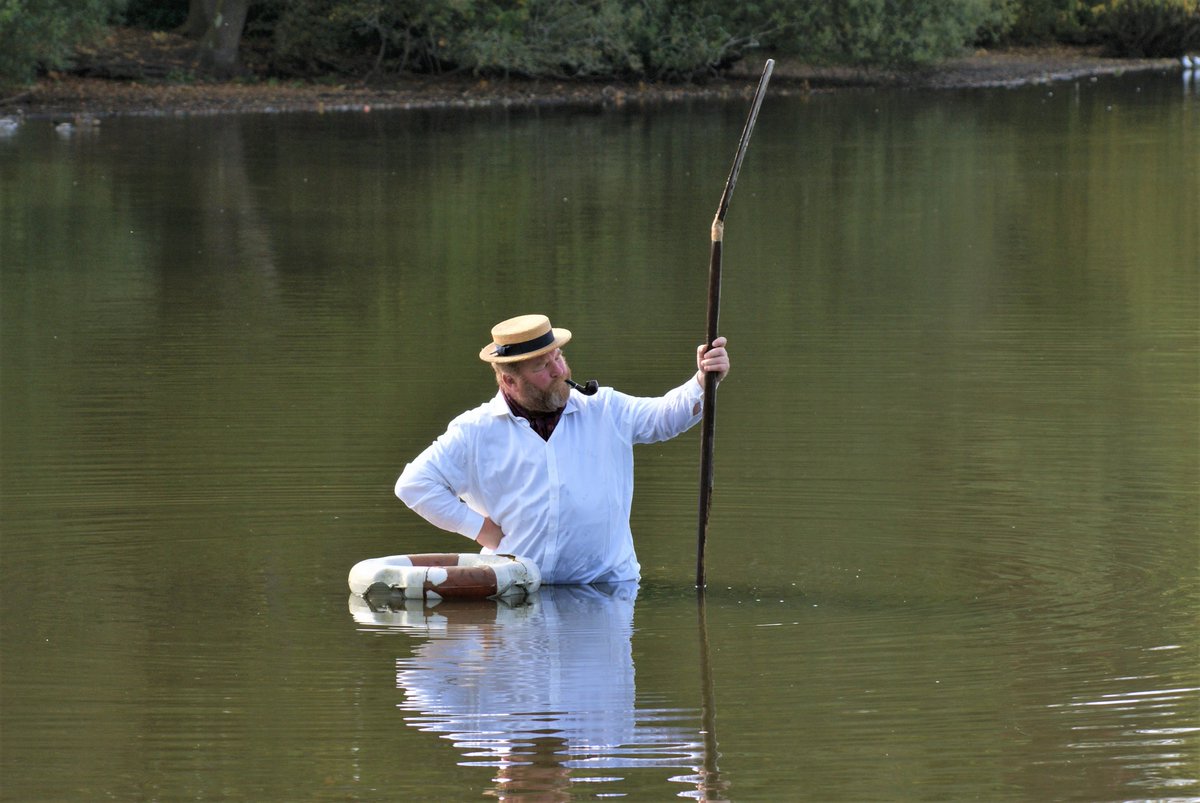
487,389 -> 579,417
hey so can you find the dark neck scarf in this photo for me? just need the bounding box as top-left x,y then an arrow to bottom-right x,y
502,391 -> 565,442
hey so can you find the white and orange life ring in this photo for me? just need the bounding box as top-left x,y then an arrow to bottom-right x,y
348,553 -> 541,601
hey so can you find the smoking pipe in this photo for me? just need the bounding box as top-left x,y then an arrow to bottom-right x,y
566,378 -> 599,396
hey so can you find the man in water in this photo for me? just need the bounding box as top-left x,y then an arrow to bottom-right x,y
395,313 -> 730,584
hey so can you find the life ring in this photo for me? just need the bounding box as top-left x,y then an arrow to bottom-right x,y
348,553 -> 541,601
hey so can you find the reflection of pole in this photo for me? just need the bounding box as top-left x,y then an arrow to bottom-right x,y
696,592 -> 727,801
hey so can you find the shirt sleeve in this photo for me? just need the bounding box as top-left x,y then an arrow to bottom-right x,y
395,425 -> 486,540
621,374 -> 705,445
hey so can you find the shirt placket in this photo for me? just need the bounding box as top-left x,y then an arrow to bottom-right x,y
544,434 -> 560,579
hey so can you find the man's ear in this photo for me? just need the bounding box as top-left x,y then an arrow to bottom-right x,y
499,371 -> 517,390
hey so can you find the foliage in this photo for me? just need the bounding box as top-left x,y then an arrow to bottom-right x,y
120,0 -> 188,30
1093,0 -> 1200,56
0,0 -> 126,88
260,0 -> 758,79
443,0 -> 744,78
6,0 -> 1193,89
1003,0 -> 1095,42
254,0 -> 441,75
258,0 -> 1018,78
769,0 -> 1014,67
995,0 -> 1198,49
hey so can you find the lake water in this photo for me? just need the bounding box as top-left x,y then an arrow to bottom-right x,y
1,71 -> 1197,801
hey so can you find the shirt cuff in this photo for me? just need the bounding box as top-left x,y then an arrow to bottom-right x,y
677,374 -> 703,417
457,509 -> 486,541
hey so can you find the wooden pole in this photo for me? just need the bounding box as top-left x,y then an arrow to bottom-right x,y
697,59 -> 774,589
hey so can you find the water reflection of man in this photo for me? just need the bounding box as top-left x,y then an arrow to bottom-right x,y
395,314 -> 730,585
350,584 -> 707,800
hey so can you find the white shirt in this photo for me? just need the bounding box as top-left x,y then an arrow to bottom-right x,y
395,377 -> 704,584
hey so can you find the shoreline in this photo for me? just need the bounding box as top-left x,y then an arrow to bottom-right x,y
2,38 -> 1183,120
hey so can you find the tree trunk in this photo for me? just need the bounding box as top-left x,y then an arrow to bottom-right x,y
197,0 -> 250,78
178,0 -> 217,39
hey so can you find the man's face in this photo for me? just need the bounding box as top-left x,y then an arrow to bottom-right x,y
507,348 -> 571,412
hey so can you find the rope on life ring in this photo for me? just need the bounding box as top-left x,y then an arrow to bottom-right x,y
348,553 -> 541,600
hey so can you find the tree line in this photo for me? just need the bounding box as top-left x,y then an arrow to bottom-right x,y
3,0 -> 1197,88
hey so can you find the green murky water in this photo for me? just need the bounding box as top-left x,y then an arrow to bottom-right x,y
1,72 -> 1197,801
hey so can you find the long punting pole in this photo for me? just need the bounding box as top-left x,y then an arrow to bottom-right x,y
697,59 -> 774,589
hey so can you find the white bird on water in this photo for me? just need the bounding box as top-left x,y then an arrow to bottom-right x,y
1184,54 -> 1198,71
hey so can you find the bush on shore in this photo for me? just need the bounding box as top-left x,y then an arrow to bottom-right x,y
259,0 -> 1018,77
2,0 -> 1196,90
0,0 -> 126,87
1095,0 -> 1200,57
264,0 -> 750,79
1005,0 -> 1198,56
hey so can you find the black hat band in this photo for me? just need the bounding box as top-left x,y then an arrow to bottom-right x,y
492,330 -> 556,358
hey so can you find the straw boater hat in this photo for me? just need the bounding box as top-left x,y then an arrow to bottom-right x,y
479,314 -> 572,364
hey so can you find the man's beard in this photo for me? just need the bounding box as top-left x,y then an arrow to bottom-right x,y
515,364 -> 572,413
